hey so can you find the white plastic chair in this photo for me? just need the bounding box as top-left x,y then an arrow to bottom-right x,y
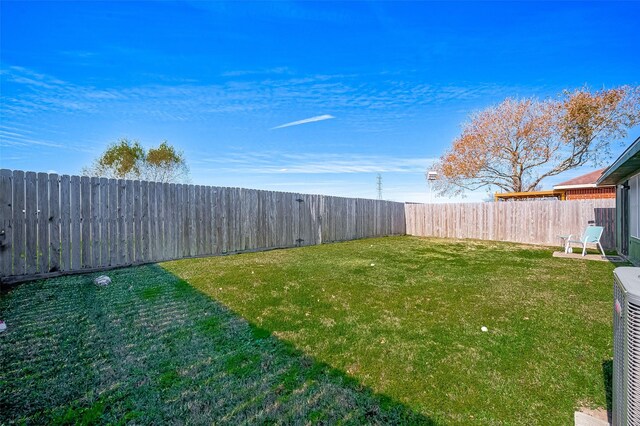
565,226 -> 606,256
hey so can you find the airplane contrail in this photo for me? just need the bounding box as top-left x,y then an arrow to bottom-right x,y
271,114 -> 335,130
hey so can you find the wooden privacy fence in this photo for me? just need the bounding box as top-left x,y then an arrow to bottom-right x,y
0,169 -> 620,282
405,199 -> 616,249
0,170 -> 406,282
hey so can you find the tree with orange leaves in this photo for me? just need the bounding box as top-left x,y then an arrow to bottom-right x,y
432,86 -> 640,196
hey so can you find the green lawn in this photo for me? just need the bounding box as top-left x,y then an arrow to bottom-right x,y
1,236 -> 620,424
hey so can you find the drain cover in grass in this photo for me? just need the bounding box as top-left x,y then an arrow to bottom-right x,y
94,275 -> 112,286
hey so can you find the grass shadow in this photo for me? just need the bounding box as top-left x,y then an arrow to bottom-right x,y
0,264 -> 435,425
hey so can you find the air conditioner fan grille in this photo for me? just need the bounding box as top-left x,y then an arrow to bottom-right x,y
628,300 -> 640,424
614,280 -> 627,425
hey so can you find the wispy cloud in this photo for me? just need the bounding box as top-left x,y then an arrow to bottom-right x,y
271,114 -> 335,130
193,151 -> 436,174
0,129 -> 64,148
1,65 -> 532,129
0,124 -> 94,153
221,67 -> 292,77
59,50 -> 98,59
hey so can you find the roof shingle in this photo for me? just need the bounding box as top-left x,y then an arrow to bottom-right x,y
555,168 -> 608,187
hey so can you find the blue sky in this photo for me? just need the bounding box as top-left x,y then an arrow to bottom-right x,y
1,1 -> 639,202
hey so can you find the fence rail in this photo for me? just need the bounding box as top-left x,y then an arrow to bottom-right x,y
0,170 -> 406,281
405,199 -> 616,249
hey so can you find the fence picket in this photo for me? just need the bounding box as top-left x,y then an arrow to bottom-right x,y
108,179 -> 118,266
70,176 -> 81,269
90,177 -> 100,268
12,171 -> 25,276
169,183 -> 177,258
160,182 -> 169,260
117,180 -> 126,265
126,180 -> 134,264
60,175 -> 71,272
177,184 -> 186,257
134,181 -> 141,262
0,170 -> 13,277
25,172 -> 38,274
148,182 -> 156,261
141,180 -> 150,262
49,174 -> 60,272
99,178 -> 109,267
36,173 -> 50,273
80,176 -> 91,268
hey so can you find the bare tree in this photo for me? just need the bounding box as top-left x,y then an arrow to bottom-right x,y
433,86 -> 640,195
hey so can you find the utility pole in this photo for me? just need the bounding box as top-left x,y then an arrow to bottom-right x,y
427,171 -> 438,203
376,174 -> 383,200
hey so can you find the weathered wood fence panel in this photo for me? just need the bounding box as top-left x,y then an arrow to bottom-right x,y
0,170 -> 406,281
405,199 -> 616,249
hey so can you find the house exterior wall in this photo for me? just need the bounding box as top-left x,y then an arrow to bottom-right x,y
565,187 -> 616,200
629,237 -> 640,265
616,172 -> 640,264
616,185 -> 624,255
629,173 -> 640,240
625,173 -> 640,264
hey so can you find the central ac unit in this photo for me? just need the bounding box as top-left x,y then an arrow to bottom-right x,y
613,267 -> 640,425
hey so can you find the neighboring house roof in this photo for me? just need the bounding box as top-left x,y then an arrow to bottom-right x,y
553,168 -> 612,190
597,136 -> 640,185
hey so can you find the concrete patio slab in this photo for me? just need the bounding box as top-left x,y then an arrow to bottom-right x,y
552,251 -> 625,262
574,409 -> 610,426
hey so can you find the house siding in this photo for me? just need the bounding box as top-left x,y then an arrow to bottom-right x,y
630,173 -> 640,239
617,185 -> 624,255
624,173 -> 640,263
614,172 -> 640,263
629,236 -> 640,265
